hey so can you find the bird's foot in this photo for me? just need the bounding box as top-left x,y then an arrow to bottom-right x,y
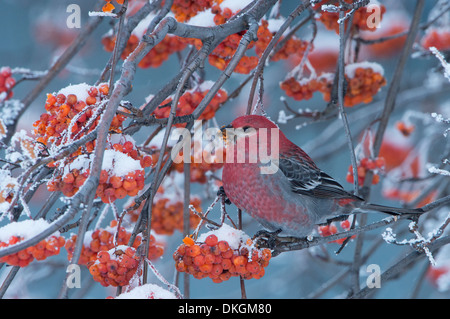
217,186 -> 231,205
253,229 -> 282,250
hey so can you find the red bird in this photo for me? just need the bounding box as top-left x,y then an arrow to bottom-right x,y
221,115 -> 421,237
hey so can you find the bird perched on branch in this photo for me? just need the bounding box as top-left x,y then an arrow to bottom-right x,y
221,114 -> 422,237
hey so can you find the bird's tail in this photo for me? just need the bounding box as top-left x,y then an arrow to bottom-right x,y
360,203 -> 424,216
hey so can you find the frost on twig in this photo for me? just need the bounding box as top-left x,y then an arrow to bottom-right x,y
88,11 -> 118,18
382,215 -> 450,266
427,164 -> 450,177
429,46 -> 450,82
430,112 -> 450,137
0,100 -> 24,135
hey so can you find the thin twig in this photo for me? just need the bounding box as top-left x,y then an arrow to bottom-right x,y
362,0 -> 426,198
4,1 -> 104,144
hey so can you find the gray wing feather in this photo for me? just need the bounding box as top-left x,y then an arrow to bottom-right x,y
278,156 -> 355,199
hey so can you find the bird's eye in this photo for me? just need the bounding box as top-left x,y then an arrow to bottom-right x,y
243,126 -> 251,132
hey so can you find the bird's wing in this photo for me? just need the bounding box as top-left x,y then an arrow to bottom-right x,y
278,153 -> 356,200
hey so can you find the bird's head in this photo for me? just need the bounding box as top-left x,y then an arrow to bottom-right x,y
228,115 -> 280,131
220,115 -> 286,144
220,115 -> 290,169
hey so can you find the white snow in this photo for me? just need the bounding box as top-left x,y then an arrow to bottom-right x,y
197,223 -> 249,250
427,164 -> 450,176
57,83 -> 92,103
430,46 -> 450,82
101,149 -> 143,176
267,18 -> 286,33
0,219 -> 60,243
115,283 -> 177,299
345,61 -> 384,78
196,80 -> 216,92
88,11 -> 117,17
220,0 -> 254,12
62,148 -> 142,179
277,110 -> 294,124
132,12 -> 157,37
0,99 -> 24,126
187,9 -> 215,27
187,0 -> 253,26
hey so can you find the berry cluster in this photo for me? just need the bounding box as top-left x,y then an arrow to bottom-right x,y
173,226 -> 272,283
346,157 -> 385,185
126,195 -> 202,235
153,83 -> 227,121
254,20 -> 310,62
280,75 -> 332,101
47,136 -> 152,202
272,37 -> 310,62
0,235 -> 65,267
207,34 -> 259,74
102,32 -> 186,69
173,157 -> 225,183
153,196 -> 202,235
89,245 -> 140,287
342,64 -> 387,107
184,4 -> 259,74
65,220 -> 163,266
171,0 -> 216,22
172,142 -> 225,183
0,67 -> 15,102
421,29 -> 450,52
33,83 -> 125,146
185,4 -> 259,74
318,219 -> 354,244
314,0 -> 386,34
206,17 -> 307,74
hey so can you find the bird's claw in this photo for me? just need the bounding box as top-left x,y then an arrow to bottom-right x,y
217,186 -> 231,205
253,229 -> 282,250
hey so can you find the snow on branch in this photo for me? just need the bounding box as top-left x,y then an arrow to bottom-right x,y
430,46 -> 450,82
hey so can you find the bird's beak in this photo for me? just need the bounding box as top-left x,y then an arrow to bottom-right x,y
220,124 -> 233,144
220,124 -> 233,140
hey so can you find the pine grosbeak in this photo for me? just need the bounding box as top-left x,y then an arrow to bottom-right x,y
221,115 -> 422,237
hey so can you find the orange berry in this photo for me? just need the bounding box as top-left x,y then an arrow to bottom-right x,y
89,264 -> 100,276
205,234 -> 218,247
233,255 -> 247,267
199,263 -> 213,273
99,84 -> 109,95
88,87 -> 98,97
122,180 -> 137,191
97,251 -> 111,263
217,240 -> 229,252
86,96 -> 97,105
261,249 -> 271,261
110,176 -> 122,188
106,260 -> 119,272
186,244 -> 201,257
114,187 -> 127,199
17,250 -> 30,260
193,254 -> 205,266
